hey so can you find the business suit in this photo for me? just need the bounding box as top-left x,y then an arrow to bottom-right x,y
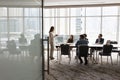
95,38 -> 104,44
90,37 -> 104,58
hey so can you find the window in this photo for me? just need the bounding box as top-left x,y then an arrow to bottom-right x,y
103,6 -> 118,16
102,17 -> 117,42
44,6 -> 120,44
86,17 -> 101,44
86,7 -> 101,16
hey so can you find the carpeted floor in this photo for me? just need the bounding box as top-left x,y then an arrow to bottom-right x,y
45,57 -> 120,80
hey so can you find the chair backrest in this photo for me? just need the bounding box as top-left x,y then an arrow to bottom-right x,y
110,41 -> 118,44
78,45 -> 89,57
110,41 -> 118,49
60,44 -> 70,55
102,45 -> 113,56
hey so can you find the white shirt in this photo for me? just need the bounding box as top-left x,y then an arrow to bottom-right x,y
49,32 -> 55,45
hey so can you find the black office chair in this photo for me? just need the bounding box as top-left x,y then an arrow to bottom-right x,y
99,45 -> 113,64
117,52 -> 120,64
110,41 -> 118,52
60,44 -> 71,64
77,45 -> 89,65
110,41 -> 120,64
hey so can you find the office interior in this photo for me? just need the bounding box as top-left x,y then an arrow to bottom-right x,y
0,0 -> 120,80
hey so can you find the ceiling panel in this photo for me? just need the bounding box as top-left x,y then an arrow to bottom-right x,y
44,0 -> 120,6
0,0 -> 120,7
0,0 -> 42,7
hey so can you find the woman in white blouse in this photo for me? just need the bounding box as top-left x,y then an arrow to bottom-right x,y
49,26 -> 57,60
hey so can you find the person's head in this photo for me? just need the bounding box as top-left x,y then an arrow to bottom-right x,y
98,34 -> 102,38
106,40 -> 111,45
83,34 -> 87,38
49,26 -> 54,33
70,35 -> 73,39
20,34 -> 24,38
80,34 -> 85,39
34,34 -> 40,39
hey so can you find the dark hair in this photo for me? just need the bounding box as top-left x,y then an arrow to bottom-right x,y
99,34 -> 102,37
49,26 -> 54,33
83,34 -> 87,37
80,35 -> 85,39
70,35 -> 73,39
20,33 -> 24,37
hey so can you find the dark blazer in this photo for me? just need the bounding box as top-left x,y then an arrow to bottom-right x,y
95,38 -> 104,44
67,39 -> 73,43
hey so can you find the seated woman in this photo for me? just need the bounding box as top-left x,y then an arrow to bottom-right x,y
67,35 -> 74,43
66,35 -> 74,58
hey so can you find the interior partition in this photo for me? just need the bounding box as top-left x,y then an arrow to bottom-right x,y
0,3 -> 43,80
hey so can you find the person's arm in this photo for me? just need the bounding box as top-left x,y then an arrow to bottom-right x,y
95,39 -> 98,44
75,40 -> 79,47
101,38 -> 104,44
53,33 -> 58,37
67,39 -> 70,43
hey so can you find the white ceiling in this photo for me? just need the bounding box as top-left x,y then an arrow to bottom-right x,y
44,0 -> 120,6
0,0 -> 120,7
0,0 -> 42,7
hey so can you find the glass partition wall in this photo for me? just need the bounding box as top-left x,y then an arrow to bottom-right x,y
0,6 -> 43,80
44,6 -> 120,45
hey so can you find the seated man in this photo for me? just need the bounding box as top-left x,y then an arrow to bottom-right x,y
19,34 -> 27,51
7,40 -> 20,54
29,34 -> 41,60
95,34 -> 104,44
19,34 -> 27,44
90,34 -> 104,57
75,35 -> 89,65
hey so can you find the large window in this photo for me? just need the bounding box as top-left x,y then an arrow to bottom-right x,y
86,17 -> 101,44
44,6 -> 120,44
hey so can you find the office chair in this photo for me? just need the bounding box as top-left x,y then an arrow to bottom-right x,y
99,45 -> 113,64
60,44 -> 71,64
77,45 -> 89,65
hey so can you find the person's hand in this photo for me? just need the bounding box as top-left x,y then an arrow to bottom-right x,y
55,34 -> 58,36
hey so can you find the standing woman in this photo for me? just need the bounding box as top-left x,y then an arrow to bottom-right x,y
49,26 -> 57,60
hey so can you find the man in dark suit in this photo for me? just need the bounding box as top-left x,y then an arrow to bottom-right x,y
90,34 -> 104,57
95,34 -> 104,44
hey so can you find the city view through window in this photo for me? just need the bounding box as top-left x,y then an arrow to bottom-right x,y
0,6 -> 120,47
44,6 -> 119,45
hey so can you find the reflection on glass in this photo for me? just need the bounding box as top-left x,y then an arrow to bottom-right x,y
0,7 -> 43,80
9,8 -> 23,16
24,8 -> 39,16
0,8 -> 7,16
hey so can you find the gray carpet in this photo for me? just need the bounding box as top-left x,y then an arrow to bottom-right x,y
45,60 -> 120,80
